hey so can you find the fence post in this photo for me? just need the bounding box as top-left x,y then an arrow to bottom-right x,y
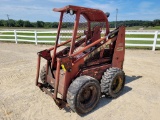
58,34 -> 61,44
34,30 -> 37,45
14,30 -> 17,44
152,31 -> 158,51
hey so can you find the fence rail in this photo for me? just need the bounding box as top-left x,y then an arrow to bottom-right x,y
0,30 -> 159,51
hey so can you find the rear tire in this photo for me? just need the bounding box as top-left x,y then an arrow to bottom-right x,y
67,76 -> 101,115
40,64 -> 54,90
101,67 -> 125,98
40,64 -> 47,84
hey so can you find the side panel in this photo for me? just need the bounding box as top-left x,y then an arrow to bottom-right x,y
81,64 -> 111,80
112,26 -> 125,69
61,58 -> 84,100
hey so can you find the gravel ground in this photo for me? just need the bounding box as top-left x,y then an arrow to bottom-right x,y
0,42 -> 160,120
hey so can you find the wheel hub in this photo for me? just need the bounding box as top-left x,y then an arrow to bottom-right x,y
111,76 -> 123,94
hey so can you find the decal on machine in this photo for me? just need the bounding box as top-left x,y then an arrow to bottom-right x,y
116,47 -> 123,51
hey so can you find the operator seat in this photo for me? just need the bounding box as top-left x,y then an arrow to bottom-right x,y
90,26 -> 102,43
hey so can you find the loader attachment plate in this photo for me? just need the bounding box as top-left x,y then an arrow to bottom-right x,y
38,49 -> 52,61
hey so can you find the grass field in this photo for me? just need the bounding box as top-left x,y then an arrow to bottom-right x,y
0,29 -> 160,50
126,34 -> 160,44
125,26 -> 160,30
1,26 -> 160,30
0,32 -> 72,41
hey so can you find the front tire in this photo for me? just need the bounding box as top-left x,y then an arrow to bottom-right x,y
101,67 -> 125,98
67,76 -> 101,115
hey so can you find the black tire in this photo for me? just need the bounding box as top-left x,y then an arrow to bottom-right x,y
67,76 -> 101,115
101,67 -> 125,98
40,64 -> 54,91
40,64 -> 47,83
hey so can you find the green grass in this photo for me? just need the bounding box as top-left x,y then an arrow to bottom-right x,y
126,26 -> 143,30
145,26 -> 160,30
126,34 -> 154,38
126,26 -> 160,30
0,30 -> 160,49
0,32 -> 72,41
124,33 -> 160,49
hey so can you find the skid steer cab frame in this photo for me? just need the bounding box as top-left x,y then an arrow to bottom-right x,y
35,5 -> 125,114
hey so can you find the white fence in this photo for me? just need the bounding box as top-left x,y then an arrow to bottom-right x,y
125,31 -> 160,51
0,30 -> 160,51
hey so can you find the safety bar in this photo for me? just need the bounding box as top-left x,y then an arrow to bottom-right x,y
48,35 -> 81,51
71,37 -> 106,57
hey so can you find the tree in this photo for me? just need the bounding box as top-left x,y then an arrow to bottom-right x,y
36,21 -> 44,27
153,19 -> 160,26
31,22 -> 36,27
44,22 -> 53,28
23,21 -> 32,27
16,20 -> 24,27
0,19 -> 160,28
9,19 -> 15,27
52,22 -> 58,28
0,20 -> 8,27
0,20 -> 4,26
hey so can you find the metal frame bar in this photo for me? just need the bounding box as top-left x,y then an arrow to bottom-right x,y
53,58 -> 61,99
35,55 -> 41,86
69,10 -> 81,55
51,12 -> 64,67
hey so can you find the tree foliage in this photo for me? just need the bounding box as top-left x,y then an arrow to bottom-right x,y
0,19 -> 160,28
109,20 -> 160,28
